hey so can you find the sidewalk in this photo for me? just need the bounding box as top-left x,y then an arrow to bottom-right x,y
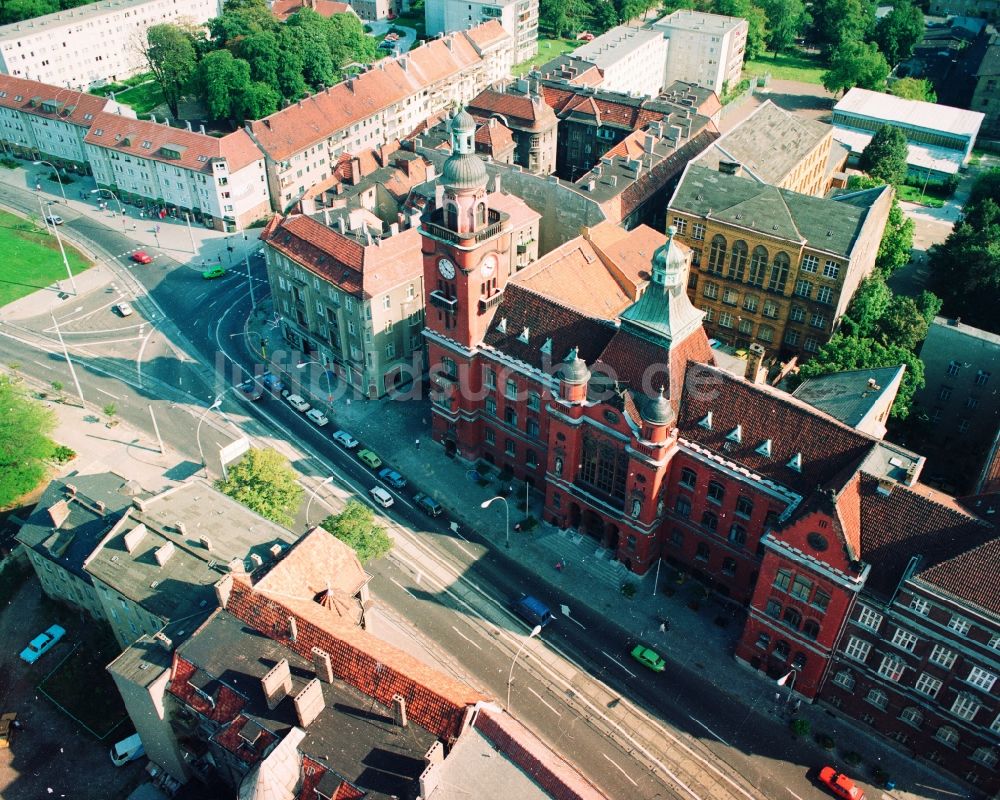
248,302 -> 972,800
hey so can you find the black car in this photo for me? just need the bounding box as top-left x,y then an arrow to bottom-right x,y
413,492 -> 443,517
238,378 -> 264,401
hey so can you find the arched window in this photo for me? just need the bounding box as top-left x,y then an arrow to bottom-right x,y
707,481 -> 725,503
446,203 -> 458,230
899,707 -> 923,727
802,619 -> 820,640
701,510 -> 718,531
707,235 -> 727,274
765,599 -> 782,618
748,246 -> 768,286
774,640 -> 790,659
866,688 -> 889,709
475,202 -> 486,227
934,726 -> 959,747
783,607 -> 802,629
729,524 -> 747,546
695,541 -> 710,561
832,670 -> 855,691
728,240 -> 748,281
768,252 -> 791,293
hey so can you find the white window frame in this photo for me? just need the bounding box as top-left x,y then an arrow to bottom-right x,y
915,672 -> 942,698
857,605 -> 883,631
947,615 -> 971,635
833,670 -> 856,691
844,636 -> 871,663
909,596 -> 930,615
950,693 -> 981,722
929,644 -> 956,669
891,628 -> 919,652
878,654 -> 906,681
967,666 -> 997,692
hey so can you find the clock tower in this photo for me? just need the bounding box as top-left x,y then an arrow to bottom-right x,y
421,108 -> 513,350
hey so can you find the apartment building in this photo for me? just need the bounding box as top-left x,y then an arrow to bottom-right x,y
246,21 -> 515,212
567,25 -> 669,99
0,74 -> 132,170
650,10 -> 747,94
425,0 -> 538,62
467,79 -> 558,174
0,0 -> 222,89
84,113 -> 270,231
971,33 -> 999,138
261,213 -> 429,398
667,163 -> 892,359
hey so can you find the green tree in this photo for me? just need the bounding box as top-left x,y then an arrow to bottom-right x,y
873,0 -> 923,65
208,0 -> 277,46
967,167 -> 1000,208
842,274 -> 891,337
320,499 -> 392,564
876,200 -> 915,274
716,0 -> 768,61
759,0 -> 806,54
286,9 -> 336,88
240,81 -> 282,120
889,76 -> 935,102
878,293 -> 935,350
145,24 -> 198,118
215,447 -> 303,526
232,31 -> 281,90
198,50 -> 252,120
324,11 -> 377,70
539,0 -> 570,36
798,334 -> 924,418
594,0 -> 619,30
859,124 -> 908,184
0,375 -> 56,507
276,27 -> 308,99
822,40 -> 889,94
808,0 -> 874,51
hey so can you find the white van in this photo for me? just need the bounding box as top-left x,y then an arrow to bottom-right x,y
110,733 -> 145,766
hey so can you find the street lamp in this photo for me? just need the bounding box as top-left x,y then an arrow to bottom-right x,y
507,624 -> 542,711
36,196 -> 77,295
297,360 -> 335,401
33,160 -> 66,202
90,187 -> 127,234
305,476 -> 335,527
481,495 -> 510,549
196,395 -> 223,477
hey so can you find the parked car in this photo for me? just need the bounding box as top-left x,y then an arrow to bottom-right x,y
332,430 -> 359,449
305,408 -> 329,427
378,467 -> 406,489
114,302 -> 134,317
130,250 -> 153,264
511,595 -> 553,628
818,767 -> 865,800
238,378 -> 264,401
630,644 -> 666,673
19,624 -> 66,664
261,372 -> 284,393
414,492 -> 443,517
357,449 -> 383,469
285,394 -> 311,413
110,733 -> 145,766
202,265 -> 226,279
370,486 -> 394,508
378,40 -> 395,49
44,214 -> 64,225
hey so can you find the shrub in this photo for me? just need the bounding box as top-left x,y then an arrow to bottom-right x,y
844,751 -> 862,767
790,718 -> 811,737
50,445 -> 76,464
817,733 -> 835,750
1,157 -> 19,169
621,581 -> 637,598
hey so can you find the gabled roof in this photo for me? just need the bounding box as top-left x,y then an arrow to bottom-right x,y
468,88 -> 556,129
270,0 -> 355,19
84,112 -> 262,173
0,75 -> 109,128
474,116 -> 516,157
260,213 -> 422,298
792,365 -> 904,428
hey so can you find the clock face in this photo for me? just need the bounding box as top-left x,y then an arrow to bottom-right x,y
480,254 -> 497,278
438,257 -> 456,279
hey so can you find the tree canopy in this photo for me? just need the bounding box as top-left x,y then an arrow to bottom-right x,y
808,0 -> 874,51
889,77 -> 935,102
758,0 -> 807,54
145,24 -> 198,118
846,174 -> 914,276
822,40 -> 889,94
215,447 -> 303,527
0,375 -> 56,508
873,0 -> 923,65
320,499 -> 392,564
859,124 -> 908,184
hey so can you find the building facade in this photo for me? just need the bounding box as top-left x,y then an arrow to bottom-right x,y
0,0 -> 222,89
667,163 -> 892,359
425,0 -> 538,62
84,113 -> 270,231
567,25 -> 669,99
468,80 -> 558,175
971,33 -> 1000,140
650,10 -> 748,94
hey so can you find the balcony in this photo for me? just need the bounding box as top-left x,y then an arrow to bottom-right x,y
422,207 -> 509,248
429,290 -> 458,312
479,289 -> 504,312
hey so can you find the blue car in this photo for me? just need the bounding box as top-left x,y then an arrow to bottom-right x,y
378,467 -> 407,489
261,372 -> 284,393
20,624 -> 66,664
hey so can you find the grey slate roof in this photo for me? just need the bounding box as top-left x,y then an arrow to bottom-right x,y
792,365 -> 905,427
670,164 -> 889,257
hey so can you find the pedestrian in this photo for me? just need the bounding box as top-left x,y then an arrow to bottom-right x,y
415,438 -> 420,449
139,211 -> 144,219
791,699 -> 801,713
12,719 -> 22,731
35,182 -> 40,191
658,622 -> 666,633
131,223 -> 137,231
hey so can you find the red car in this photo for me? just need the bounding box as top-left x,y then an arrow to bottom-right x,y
130,251 -> 153,264
818,767 -> 865,800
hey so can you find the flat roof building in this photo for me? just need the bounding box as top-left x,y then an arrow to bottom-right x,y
425,0 -> 538,62
650,10 -> 748,94
569,25 -> 669,99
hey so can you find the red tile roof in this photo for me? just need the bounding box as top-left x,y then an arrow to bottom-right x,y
915,537 -> 1000,615
297,757 -> 364,800
213,714 -> 278,766
0,75 -> 108,128
271,0 -> 354,19
168,655 -> 248,724
462,19 -> 509,51
474,117 -> 516,157
84,112 -> 263,173
468,89 -> 557,130
261,213 -> 422,298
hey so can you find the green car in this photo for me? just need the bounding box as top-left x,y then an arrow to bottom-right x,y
630,644 -> 666,673
357,449 -> 383,469
202,265 -> 226,279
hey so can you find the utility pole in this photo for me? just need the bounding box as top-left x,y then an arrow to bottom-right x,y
51,314 -> 84,406
148,404 -> 164,454
242,232 -> 256,308
184,212 -> 196,253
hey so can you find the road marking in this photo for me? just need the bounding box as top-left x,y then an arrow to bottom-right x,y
451,626 -> 482,650
601,651 -> 636,678
526,687 -> 561,716
95,386 -> 120,399
32,359 -> 53,371
136,324 -> 156,387
453,541 -> 475,559
389,578 -> 416,600
786,790 -> 804,800
601,753 -> 638,787
688,715 -> 730,746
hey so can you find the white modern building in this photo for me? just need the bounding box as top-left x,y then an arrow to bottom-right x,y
0,74 -> 134,169
650,9 -> 747,94
0,0 -> 222,90
569,25 -> 669,98
425,0 -> 537,62
831,88 -> 985,178
84,113 -> 270,231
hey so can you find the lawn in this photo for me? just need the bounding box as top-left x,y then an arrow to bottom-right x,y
114,80 -> 165,119
897,184 -> 946,207
0,209 -> 92,307
515,37 -> 581,75
745,49 -> 827,85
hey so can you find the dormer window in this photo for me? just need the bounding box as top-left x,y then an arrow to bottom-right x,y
496,317 -> 506,333
755,439 -> 772,457
540,337 -> 552,355
787,452 -> 802,472
517,326 -> 530,344
698,411 -> 713,430
726,425 -> 742,444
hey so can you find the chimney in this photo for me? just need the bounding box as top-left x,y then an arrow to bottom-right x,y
261,659 -> 293,710
176,521 -> 187,536
323,208 -> 330,226
124,523 -> 148,553
153,631 -> 173,651
154,541 -> 175,566
644,134 -> 655,154
293,679 -> 325,728
493,173 -> 501,194
745,343 -> 765,384
184,120 -> 192,131
389,222 -> 399,236
226,557 -> 245,574
311,646 -> 334,682
199,124 -> 206,135
65,483 -> 77,495
867,378 -> 880,390
876,477 -> 895,496
215,574 -> 234,608
249,552 -> 264,569
718,160 -> 742,177
199,535 -> 212,551
288,616 -> 297,643
269,543 -> 283,559
336,216 -> 346,234
392,694 -> 408,728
